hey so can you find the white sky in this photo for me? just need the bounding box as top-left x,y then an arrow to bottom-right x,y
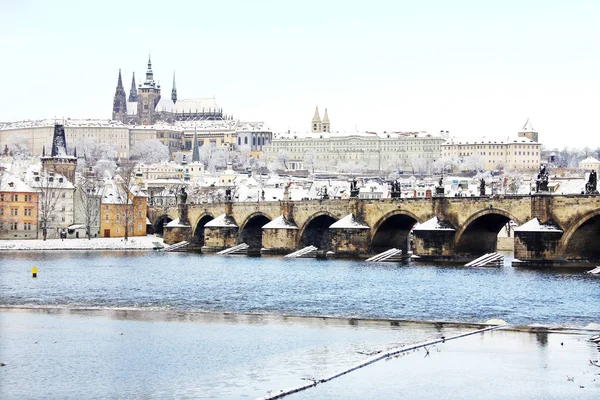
1,0 -> 599,149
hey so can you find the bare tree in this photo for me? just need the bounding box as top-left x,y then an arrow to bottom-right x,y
277,150 -> 290,170
115,162 -> 145,241
75,173 -> 103,240
33,170 -> 67,241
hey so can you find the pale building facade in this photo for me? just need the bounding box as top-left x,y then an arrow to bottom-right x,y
441,121 -> 542,171
263,131 -> 444,172
579,156 -> 600,174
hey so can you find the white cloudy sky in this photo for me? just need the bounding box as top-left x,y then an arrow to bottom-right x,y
1,0 -> 599,149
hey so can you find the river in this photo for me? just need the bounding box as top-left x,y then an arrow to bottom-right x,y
0,251 -> 599,399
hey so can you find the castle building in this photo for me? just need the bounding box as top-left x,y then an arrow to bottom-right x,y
441,120 -> 542,171
112,56 -> 230,125
311,106 -> 330,133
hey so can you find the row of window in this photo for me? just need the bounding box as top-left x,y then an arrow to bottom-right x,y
7,222 -> 34,230
105,211 -> 143,221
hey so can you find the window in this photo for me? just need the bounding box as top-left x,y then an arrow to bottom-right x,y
11,194 -> 18,201
24,222 -> 32,230
105,214 -> 109,221
25,195 -> 32,202
105,205 -> 109,210
10,222 -> 18,230
138,223 -> 142,231
116,214 -> 120,221
62,192 -> 66,198
24,208 -> 32,216
138,211 -> 142,218
11,208 -> 18,216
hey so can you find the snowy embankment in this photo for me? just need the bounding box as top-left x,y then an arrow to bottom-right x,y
0,236 -> 163,251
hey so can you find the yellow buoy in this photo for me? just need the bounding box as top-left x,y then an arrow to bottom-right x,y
32,267 -> 38,278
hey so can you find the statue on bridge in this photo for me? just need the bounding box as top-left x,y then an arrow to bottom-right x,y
585,170 -> 598,194
178,187 -> 188,204
351,179 -> 360,198
479,178 -> 486,196
225,188 -> 232,202
535,165 -> 549,193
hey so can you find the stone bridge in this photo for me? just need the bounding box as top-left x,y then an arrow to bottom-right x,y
148,194 -> 600,265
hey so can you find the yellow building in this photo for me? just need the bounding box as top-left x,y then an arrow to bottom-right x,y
0,174 -> 39,239
99,182 -> 147,238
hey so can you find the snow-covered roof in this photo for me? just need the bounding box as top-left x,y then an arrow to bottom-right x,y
579,157 -> 600,165
170,98 -> 219,114
329,214 -> 370,229
513,218 -> 563,232
443,136 -> 538,145
412,216 -> 455,231
0,174 -> 35,192
204,214 -> 238,228
165,218 -> 189,227
0,119 -> 129,131
520,118 -> 536,133
272,130 -> 440,140
262,215 -> 298,229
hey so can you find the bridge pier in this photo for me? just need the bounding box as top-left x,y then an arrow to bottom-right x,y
513,218 -> 564,267
412,217 -> 456,260
163,204 -> 192,245
261,216 -> 299,255
202,214 -> 239,253
328,214 -> 371,258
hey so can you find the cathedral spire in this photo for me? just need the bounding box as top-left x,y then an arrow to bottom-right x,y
191,128 -> 200,163
145,54 -> 155,85
112,69 -> 127,121
128,72 -> 138,102
171,71 -> 177,104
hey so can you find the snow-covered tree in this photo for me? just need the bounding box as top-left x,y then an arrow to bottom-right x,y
130,139 -> 170,164
303,150 -> 317,173
200,144 -> 228,173
277,150 -> 290,170
6,134 -> 31,158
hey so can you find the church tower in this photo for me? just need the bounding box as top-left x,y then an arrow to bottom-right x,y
322,108 -> 330,133
112,69 -> 127,122
128,72 -> 138,102
41,124 -> 77,183
311,106 -> 322,133
171,71 -> 177,104
137,55 -> 161,125
518,118 -> 539,142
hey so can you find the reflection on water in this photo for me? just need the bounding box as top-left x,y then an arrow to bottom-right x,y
0,309 -> 598,400
0,251 -> 598,326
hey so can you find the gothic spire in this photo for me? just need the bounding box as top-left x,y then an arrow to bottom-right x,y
128,72 -> 138,102
312,106 -> 321,123
322,108 -> 330,133
192,128 -> 200,162
112,69 -> 127,120
171,71 -> 177,104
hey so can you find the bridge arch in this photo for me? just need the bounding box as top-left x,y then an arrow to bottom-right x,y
371,210 -> 422,254
192,213 -> 214,247
239,212 -> 272,253
454,208 -> 521,255
297,211 -> 338,250
152,214 -> 173,236
559,208 -> 600,258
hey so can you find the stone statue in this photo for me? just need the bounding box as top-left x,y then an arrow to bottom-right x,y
479,178 -> 485,196
225,188 -> 232,201
351,179 -> 360,198
178,187 -> 188,204
536,165 -> 549,193
585,170 -> 598,194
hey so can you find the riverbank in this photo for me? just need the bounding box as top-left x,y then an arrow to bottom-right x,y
0,235 -> 163,251
0,308 -> 598,399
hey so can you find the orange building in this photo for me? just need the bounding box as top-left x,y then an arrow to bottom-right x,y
99,182 -> 147,238
0,174 -> 39,239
